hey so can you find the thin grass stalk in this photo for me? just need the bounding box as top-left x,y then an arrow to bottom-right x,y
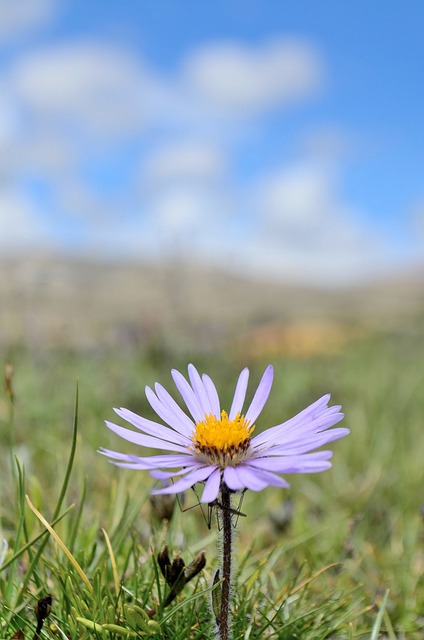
67,477 -> 87,552
5,363 -> 16,485
52,382 -> 79,521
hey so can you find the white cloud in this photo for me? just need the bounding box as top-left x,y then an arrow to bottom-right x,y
0,189 -> 53,250
143,140 -> 226,187
412,199 -> 424,236
150,185 -> 231,234
0,33 -> 396,286
153,189 -> 206,232
183,39 -> 323,114
17,132 -> 77,175
240,162 -> 383,285
12,42 -> 148,137
136,157 -> 382,287
260,164 -> 337,227
54,180 -> 108,221
0,78 -> 77,179
0,0 -> 56,41
0,86 -> 20,148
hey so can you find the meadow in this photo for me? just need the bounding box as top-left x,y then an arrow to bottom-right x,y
0,329 -> 423,639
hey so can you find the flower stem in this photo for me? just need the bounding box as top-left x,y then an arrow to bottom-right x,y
219,482 -> 232,640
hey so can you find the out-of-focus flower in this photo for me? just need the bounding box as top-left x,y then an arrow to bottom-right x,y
100,364 -> 348,503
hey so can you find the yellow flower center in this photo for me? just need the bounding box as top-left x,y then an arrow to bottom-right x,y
191,411 -> 254,467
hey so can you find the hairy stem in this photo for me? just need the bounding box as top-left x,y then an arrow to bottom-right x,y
219,482 -> 232,640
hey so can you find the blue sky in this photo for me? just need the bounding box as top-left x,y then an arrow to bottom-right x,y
0,0 -> 423,286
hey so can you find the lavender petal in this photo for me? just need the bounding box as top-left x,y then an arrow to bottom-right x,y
154,382 -> 195,437
99,449 -> 196,468
188,364 -> 213,415
105,421 -> 189,453
144,386 -> 193,441
243,466 -> 290,488
171,369 -> 205,423
251,398 -> 341,448
150,465 -> 201,479
229,368 -> 249,419
257,428 -> 350,456
202,374 -> 221,418
247,453 -> 333,474
223,465 -> 244,491
200,468 -> 221,503
114,407 -> 188,444
234,465 -> 270,491
151,465 -> 217,495
244,365 -> 274,425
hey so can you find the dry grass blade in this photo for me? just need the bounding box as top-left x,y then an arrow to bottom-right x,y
25,495 -> 92,592
101,527 -> 120,599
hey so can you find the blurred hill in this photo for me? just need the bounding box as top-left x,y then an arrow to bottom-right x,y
0,255 -> 423,354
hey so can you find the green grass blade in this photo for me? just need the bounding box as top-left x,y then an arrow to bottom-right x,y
53,381 -> 79,520
369,589 -> 390,640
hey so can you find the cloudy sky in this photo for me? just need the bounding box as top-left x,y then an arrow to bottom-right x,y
0,0 -> 423,286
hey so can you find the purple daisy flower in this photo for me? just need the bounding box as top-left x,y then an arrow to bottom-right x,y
99,364 -> 348,504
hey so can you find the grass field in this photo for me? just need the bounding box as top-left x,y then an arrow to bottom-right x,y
1,329 -> 423,639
